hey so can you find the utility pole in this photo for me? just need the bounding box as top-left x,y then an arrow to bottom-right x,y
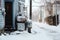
55,0 -> 57,26
27,0 -> 32,33
30,0 -> 32,19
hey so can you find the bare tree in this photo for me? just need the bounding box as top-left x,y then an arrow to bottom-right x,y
45,2 -> 53,16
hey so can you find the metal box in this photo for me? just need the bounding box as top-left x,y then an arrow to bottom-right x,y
17,23 -> 25,31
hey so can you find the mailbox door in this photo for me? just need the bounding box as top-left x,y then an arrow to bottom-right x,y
17,23 -> 25,31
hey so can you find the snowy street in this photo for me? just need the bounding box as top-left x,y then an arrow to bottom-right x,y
0,21 -> 60,40
0,0 -> 60,40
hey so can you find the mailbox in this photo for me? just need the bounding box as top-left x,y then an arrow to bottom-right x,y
25,19 -> 32,33
27,19 -> 32,28
17,14 -> 26,31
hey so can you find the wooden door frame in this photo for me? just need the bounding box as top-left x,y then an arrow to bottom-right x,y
5,2 -> 13,31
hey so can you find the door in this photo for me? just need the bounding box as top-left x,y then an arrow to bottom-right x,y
5,2 -> 13,31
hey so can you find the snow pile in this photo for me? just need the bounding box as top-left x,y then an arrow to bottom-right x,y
31,21 -> 60,40
0,21 -> 53,40
0,31 -> 53,40
32,21 -> 60,33
1,21 -> 60,40
0,30 -> 53,40
31,22 -> 42,33
10,31 -> 29,35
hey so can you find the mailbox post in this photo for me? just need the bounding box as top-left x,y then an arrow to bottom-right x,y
26,19 -> 32,33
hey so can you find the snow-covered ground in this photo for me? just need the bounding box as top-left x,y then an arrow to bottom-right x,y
32,21 -> 60,40
0,21 -> 60,40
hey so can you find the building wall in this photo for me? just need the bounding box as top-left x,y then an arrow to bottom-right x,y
13,0 -> 19,29
13,0 -> 25,29
44,0 -> 60,25
0,0 -> 4,9
53,4 -> 60,23
0,0 -> 25,29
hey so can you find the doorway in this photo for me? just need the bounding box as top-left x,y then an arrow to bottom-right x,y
5,2 -> 13,31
